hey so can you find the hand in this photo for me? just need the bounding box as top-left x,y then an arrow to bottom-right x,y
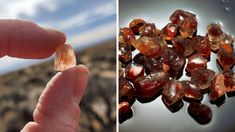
0,19 -> 89,132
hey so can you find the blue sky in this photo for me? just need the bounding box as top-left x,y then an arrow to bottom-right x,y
0,0 -> 116,74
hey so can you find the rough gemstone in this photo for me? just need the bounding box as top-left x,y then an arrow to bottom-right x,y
129,18 -> 146,35
217,44 -> 235,70
188,102 -> 212,124
193,36 -> 211,59
144,57 -> 170,74
186,54 -> 207,74
220,33 -> 234,45
133,53 -> 146,65
119,102 -> 133,123
54,44 -> 76,71
119,78 -> 135,103
132,36 -> 162,58
207,23 -> 225,52
180,17 -> 198,38
119,42 -> 132,66
139,23 -> 160,37
209,73 -> 226,102
119,61 -> 124,78
172,36 -> 195,57
134,72 -> 170,100
170,9 -> 196,27
182,81 -> 202,101
191,68 -> 215,90
119,27 -> 135,45
161,48 -> 186,78
207,23 -> 224,42
160,23 -> 178,40
162,80 -> 184,106
125,63 -> 144,81
222,70 -> 235,92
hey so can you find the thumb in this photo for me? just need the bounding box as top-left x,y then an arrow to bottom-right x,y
21,65 -> 89,132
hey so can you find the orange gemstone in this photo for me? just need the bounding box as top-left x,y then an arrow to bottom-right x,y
54,44 -> 76,71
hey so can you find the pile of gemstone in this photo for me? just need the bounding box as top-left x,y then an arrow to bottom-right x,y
119,9 -> 235,124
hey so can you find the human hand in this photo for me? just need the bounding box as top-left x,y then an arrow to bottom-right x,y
0,19 -> 89,132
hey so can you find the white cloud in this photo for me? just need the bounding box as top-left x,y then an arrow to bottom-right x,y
59,1 -> 116,30
0,0 -> 70,18
68,21 -> 115,46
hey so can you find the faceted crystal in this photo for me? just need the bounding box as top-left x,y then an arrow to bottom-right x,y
172,36 -> 195,57
209,73 -> 226,102
132,36 -> 162,58
119,102 -> 133,123
119,42 -> 132,67
217,44 -> 235,70
162,80 -> 184,106
191,68 -> 215,90
54,44 -> 76,71
170,9 -> 196,27
160,23 -> 178,40
134,72 -> 170,100
119,78 -> 135,103
186,54 -> 207,74
222,70 -> 235,92
125,63 -> 144,81
182,81 -> 202,101
180,17 -> 198,38
188,102 -> 212,124
129,18 -> 146,35
119,27 -> 135,45
193,36 -> 211,59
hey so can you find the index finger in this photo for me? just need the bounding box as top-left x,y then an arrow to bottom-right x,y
0,19 -> 66,59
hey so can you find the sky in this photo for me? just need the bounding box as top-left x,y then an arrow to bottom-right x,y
0,0 -> 116,75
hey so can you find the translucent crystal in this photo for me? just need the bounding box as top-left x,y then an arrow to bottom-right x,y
170,9 -> 196,27
186,54 -> 207,74
162,79 -> 184,106
172,36 -> 195,57
193,36 -> 211,59
188,102 -> 212,124
119,61 -> 124,78
207,23 -> 224,42
180,17 -> 198,38
119,102 -> 133,123
191,68 -> 215,90
161,48 -> 186,78
222,70 -> 235,92
119,27 -> 135,45
132,36 -> 162,58
129,18 -> 146,35
54,44 -> 76,71
134,72 -> 170,100
119,78 -> 135,103
119,42 -> 132,67
139,23 -> 161,37
217,44 -> 235,70
125,63 -> 144,81
182,81 -> 202,101
209,73 -> 226,102
161,23 -> 178,40
144,57 -> 169,74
